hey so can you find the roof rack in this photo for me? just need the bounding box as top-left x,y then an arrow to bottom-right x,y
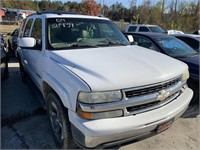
36,11 -> 79,15
29,11 -> 105,18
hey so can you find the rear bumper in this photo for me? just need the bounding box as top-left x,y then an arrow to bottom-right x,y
69,88 -> 193,148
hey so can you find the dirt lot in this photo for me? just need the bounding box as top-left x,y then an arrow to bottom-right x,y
0,24 -> 19,34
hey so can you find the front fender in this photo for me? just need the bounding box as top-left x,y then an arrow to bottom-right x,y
42,73 -> 73,110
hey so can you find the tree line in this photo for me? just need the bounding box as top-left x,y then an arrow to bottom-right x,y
1,0 -> 199,33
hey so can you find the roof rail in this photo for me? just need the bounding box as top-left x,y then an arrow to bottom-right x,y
97,14 -> 106,18
36,11 -> 80,15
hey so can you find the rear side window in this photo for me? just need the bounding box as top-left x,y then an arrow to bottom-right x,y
23,19 -> 33,37
128,26 -> 137,32
177,37 -> 199,50
139,27 -> 150,32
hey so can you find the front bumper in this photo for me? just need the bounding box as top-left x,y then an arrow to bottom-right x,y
69,88 -> 193,148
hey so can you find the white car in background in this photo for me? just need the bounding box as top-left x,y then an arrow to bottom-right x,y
125,24 -> 167,33
168,30 -> 184,34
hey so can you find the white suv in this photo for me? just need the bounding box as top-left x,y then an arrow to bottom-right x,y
125,24 -> 166,33
17,12 -> 192,149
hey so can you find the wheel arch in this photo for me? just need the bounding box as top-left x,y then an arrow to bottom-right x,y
42,76 -> 73,111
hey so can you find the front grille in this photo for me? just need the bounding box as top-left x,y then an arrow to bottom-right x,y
126,92 -> 180,114
125,77 -> 181,98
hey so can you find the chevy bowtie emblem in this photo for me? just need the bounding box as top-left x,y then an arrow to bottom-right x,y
157,90 -> 170,101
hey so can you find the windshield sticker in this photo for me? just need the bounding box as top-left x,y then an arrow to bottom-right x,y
51,19 -> 74,29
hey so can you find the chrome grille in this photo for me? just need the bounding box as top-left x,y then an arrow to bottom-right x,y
125,77 -> 181,98
126,92 -> 180,114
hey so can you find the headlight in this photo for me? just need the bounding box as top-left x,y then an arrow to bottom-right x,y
78,91 -> 122,104
182,69 -> 189,81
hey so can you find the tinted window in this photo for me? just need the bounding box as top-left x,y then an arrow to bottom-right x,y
149,26 -> 165,33
133,35 -> 157,51
128,26 -> 137,32
23,19 -> 33,37
139,27 -> 150,32
176,37 -> 199,51
31,18 -> 42,49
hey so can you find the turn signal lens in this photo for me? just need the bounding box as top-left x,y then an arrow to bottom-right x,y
77,109 -> 123,120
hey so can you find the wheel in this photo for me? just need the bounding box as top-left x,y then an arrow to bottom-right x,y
1,58 -> 9,79
4,61 -> 9,79
47,92 -> 77,149
7,40 -> 13,52
187,78 -> 199,105
18,57 -> 27,83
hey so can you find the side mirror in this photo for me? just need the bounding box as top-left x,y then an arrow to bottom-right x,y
19,37 -> 36,48
127,35 -> 134,44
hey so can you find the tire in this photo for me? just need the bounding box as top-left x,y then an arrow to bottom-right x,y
7,40 -> 13,52
18,57 -> 27,83
1,58 -> 9,79
187,78 -> 199,105
4,61 -> 9,79
47,92 -> 77,149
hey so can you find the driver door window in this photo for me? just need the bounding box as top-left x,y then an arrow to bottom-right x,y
31,18 -> 42,49
133,36 -> 157,51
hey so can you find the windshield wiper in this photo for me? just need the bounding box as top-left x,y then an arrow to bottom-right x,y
103,39 -> 127,46
174,53 -> 199,58
68,43 -> 98,48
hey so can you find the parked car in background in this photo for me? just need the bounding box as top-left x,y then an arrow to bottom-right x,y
124,32 -> 199,104
125,24 -> 167,33
1,34 -> 9,79
193,30 -> 200,35
167,30 -> 184,35
7,28 -> 19,53
172,34 -> 200,52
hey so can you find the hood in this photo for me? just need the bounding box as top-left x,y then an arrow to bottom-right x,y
48,46 -> 188,91
178,55 -> 199,79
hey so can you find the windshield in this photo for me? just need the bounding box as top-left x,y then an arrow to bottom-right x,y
149,26 -> 165,33
155,37 -> 198,57
47,18 -> 129,50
